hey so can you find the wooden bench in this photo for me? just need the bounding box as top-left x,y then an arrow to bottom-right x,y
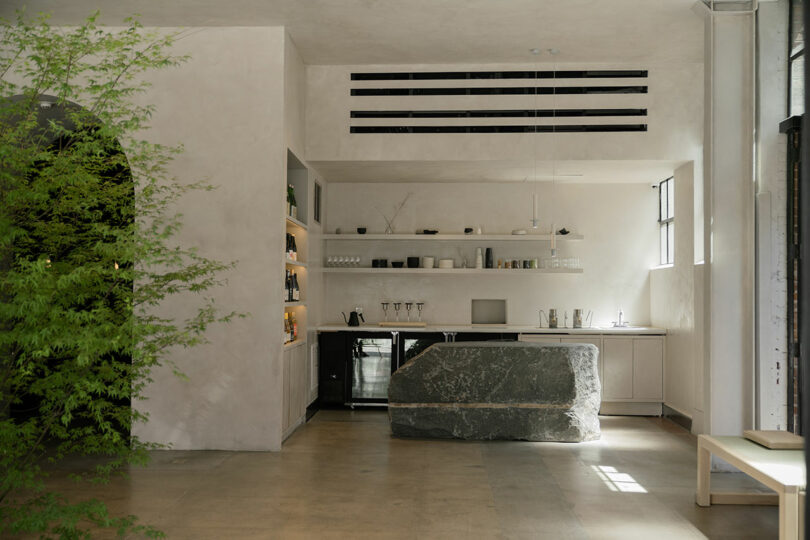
696,435 -> 805,540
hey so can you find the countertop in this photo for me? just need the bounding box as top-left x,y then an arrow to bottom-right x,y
317,324 -> 666,335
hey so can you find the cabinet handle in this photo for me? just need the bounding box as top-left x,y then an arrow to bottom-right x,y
330,374 -> 337,380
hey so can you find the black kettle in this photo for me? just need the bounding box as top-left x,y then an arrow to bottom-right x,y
342,308 -> 365,327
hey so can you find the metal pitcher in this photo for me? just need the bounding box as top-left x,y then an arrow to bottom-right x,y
573,309 -> 594,329
539,309 -> 558,329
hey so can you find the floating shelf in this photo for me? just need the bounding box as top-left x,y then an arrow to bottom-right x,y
284,301 -> 307,307
323,267 -> 583,275
322,233 -> 583,241
283,339 -> 307,350
286,216 -> 308,230
285,259 -> 308,268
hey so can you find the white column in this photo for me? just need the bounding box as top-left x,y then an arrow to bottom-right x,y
700,4 -> 757,436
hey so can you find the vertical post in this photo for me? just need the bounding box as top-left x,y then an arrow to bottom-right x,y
696,436 -> 712,506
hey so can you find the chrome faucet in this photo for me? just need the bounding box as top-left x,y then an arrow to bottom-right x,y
612,307 -> 628,328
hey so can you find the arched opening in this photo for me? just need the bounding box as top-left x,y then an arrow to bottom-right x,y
5,95 -> 135,440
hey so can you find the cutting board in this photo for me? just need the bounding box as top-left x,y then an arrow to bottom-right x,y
379,321 -> 427,327
743,429 -> 804,450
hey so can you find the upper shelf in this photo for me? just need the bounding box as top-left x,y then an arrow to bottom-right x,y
322,233 -> 583,241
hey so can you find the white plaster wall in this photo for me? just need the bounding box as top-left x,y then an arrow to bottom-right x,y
755,0 -> 789,430
701,9 -> 757,436
325,182 -> 658,327
650,162 -> 696,421
306,62 -> 703,163
132,27 -> 287,451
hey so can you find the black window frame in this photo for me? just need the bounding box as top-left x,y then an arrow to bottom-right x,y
658,177 -> 674,266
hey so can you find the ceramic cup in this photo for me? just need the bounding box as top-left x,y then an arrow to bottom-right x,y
422,256 -> 435,269
407,257 -> 420,268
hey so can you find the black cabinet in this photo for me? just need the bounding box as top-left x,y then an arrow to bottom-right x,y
318,332 -> 349,406
318,331 -> 517,406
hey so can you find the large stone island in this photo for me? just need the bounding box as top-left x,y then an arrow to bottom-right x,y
388,342 -> 601,442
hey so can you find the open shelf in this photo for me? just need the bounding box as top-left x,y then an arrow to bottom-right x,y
283,339 -> 307,350
286,216 -> 308,231
322,267 -> 583,275
285,259 -> 307,268
322,233 -> 582,241
284,301 -> 307,307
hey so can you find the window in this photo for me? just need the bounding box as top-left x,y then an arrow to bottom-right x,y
790,0 -> 804,116
313,181 -> 322,224
658,177 -> 674,265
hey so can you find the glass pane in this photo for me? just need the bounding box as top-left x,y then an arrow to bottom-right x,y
659,182 -> 667,221
667,222 -> 675,264
791,54 -> 805,116
660,225 -> 667,265
667,178 -> 675,219
404,337 -> 440,364
792,0 -> 804,57
351,337 -> 392,400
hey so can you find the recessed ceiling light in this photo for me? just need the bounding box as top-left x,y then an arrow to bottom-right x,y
529,48 -> 541,55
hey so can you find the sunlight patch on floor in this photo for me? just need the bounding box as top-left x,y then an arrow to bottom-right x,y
592,465 -> 648,493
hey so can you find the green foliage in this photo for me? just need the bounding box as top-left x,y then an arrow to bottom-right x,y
0,12 -> 239,538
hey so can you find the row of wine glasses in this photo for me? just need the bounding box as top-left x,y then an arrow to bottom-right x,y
381,301 -> 425,322
326,255 -> 361,267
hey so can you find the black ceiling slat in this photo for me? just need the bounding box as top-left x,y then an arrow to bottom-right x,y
351,70 -> 648,81
350,124 -> 648,134
350,108 -> 648,118
351,86 -> 647,96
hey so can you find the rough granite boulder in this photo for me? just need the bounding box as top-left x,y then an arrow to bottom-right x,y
388,342 -> 600,442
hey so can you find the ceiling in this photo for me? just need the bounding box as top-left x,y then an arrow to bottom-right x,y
310,160 -> 684,184
3,0 -> 703,65
3,1 -> 702,184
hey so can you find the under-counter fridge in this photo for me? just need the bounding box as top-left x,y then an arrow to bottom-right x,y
318,331 -> 445,406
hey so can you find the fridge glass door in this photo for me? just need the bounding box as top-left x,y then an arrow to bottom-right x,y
350,337 -> 393,402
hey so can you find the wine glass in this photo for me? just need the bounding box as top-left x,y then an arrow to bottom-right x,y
405,302 -> 413,322
416,302 -> 425,322
393,302 -> 402,322
381,302 -> 390,322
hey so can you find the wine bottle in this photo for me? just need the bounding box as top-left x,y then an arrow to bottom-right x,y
284,312 -> 290,343
288,184 -> 297,219
289,233 -> 297,261
290,312 -> 298,341
293,271 -> 300,301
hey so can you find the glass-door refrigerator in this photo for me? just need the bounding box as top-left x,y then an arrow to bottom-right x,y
347,332 -> 446,406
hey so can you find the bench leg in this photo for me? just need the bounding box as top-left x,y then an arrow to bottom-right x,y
780,487 -> 800,540
696,444 -> 711,507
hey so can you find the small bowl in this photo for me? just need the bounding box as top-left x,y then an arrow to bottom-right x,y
391,261 -> 404,268
357,227 -> 367,234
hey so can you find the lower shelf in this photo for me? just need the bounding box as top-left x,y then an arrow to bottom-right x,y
323,267 -> 583,275
284,339 -> 308,350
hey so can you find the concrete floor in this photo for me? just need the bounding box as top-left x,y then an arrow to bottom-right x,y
39,411 -> 778,539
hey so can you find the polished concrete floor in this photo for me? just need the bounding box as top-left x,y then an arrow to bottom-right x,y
40,411 -> 778,539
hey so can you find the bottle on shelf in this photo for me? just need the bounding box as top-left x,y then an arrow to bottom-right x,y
285,269 -> 290,301
286,233 -> 298,261
284,312 -> 291,344
290,311 -> 298,341
287,184 -> 297,219
292,271 -> 300,302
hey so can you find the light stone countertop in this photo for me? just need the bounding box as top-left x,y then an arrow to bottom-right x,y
317,324 -> 666,335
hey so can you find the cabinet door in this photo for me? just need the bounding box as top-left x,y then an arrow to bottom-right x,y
292,345 -> 307,423
283,350 -> 291,431
633,338 -> 663,400
602,338 -> 633,400
518,335 -> 562,343
560,337 -> 603,390
318,333 -> 348,406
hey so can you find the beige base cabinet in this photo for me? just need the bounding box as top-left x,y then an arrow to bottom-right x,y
519,333 -> 665,414
282,343 -> 308,439
602,336 -> 663,402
